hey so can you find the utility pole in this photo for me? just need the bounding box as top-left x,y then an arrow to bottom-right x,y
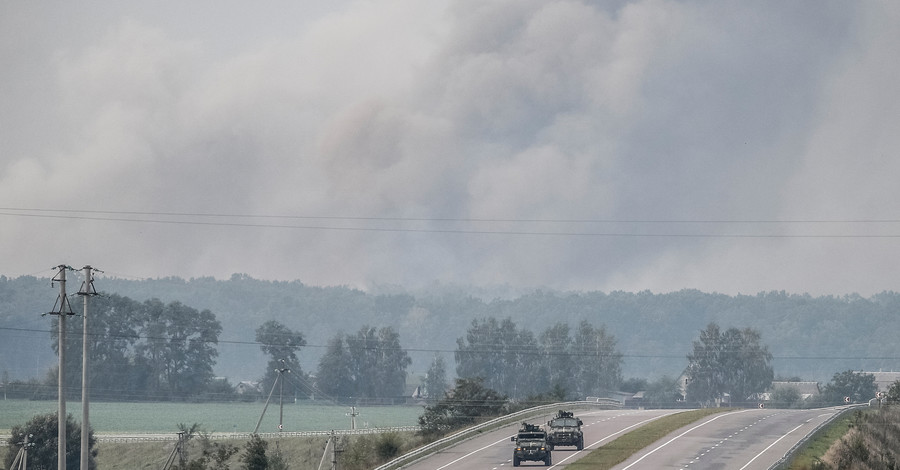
161,431 -> 186,470
333,440 -> 343,470
9,433 -> 34,470
78,266 -> 99,470
47,265 -> 74,470
278,359 -> 289,434
346,406 -> 359,430
317,433 -> 334,470
317,431 -> 342,470
253,362 -> 290,434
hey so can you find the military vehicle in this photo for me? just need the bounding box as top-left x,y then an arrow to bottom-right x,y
510,422 -> 552,466
545,410 -> 584,450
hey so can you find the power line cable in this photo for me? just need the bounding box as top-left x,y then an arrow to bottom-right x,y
2,208 -> 900,238
4,207 -> 900,224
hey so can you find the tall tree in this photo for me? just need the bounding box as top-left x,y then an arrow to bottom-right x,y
455,317 -> 505,391
456,317 -> 621,399
315,326 -> 411,400
49,295 -> 221,400
372,326 -> 412,397
315,334 -> 353,399
685,323 -> 725,405
52,294 -> 142,399
455,317 -> 543,397
571,320 -> 623,397
721,327 -> 774,403
81,294 -> 142,399
255,320 -> 307,399
502,323 -> 542,397
539,323 -> 572,391
686,323 -> 773,405
425,354 -> 448,400
345,326 -> 379,398
344,326 -> 411,398
136,300 -> 222,398
823,370 -> 877,404
886,380 -> 900,404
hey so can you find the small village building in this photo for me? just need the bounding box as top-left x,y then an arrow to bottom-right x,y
868,371 -> 900,393
237,381 -> 262,395
759,381 -> 821,401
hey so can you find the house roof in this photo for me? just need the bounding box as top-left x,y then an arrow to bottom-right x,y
768,381 -> 821,397
865,371 -> 900,392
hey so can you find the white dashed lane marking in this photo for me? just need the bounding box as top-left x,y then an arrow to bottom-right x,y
680,412 -> 778,469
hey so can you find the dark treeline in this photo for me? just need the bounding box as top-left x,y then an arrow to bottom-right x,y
315,326 -> 412,401
456,318 -> 622,398
23,294 -> 223,401
3,274 -> 900,393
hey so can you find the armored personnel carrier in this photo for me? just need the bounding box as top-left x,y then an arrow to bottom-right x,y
510,422 -> 552,466
546,410 -> 584,450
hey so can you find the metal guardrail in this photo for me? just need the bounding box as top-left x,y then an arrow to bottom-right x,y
373,399 -> 622,470
767,404 -> 865,470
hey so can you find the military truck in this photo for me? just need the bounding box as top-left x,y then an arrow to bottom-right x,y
545,410 -> 584,450
510,422 -> 552,466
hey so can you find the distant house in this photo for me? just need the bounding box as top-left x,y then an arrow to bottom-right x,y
598,390 -> 636,405
760,381 -> 821,401
624,391 -> 645,408
237,381 -> 262,395
867,371 -> 900,393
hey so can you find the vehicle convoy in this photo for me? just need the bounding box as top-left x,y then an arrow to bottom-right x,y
545,410 -> 584,450
511,422 -> 552,466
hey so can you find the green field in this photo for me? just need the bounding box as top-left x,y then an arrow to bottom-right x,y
0,399 -> 423,435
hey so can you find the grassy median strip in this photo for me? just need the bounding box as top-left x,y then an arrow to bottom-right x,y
567,408 -> 732,470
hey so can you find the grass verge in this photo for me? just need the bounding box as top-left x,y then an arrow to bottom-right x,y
785,409 -> 860,470
90,432 -> 424,470
567,408 -> 733,470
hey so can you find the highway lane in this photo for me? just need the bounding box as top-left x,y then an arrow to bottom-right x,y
403,408 -> 680,470
611,406 -> 850,470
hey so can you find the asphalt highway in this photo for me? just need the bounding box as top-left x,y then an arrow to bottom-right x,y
610,406 -> 849,470
400,406 -> 850,469
402,408 -> 681,470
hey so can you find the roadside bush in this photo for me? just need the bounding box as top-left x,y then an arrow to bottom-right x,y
240,434 -> 269,470
375,432 -> 404,461
819,407 -> 900,470
4,412 -> 97,469
337,432 -> 422,470
418,378 -> 508,438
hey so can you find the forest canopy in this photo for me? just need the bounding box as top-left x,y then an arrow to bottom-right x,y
2,275 -> 898,394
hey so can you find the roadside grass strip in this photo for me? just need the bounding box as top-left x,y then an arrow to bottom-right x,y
567,408 -> 733,470
786,412 -> 857,470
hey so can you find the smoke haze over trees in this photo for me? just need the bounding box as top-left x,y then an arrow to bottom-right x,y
2,2 -> 900,297
4,1 -> 900,405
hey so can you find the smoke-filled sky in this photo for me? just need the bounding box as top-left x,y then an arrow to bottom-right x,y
2,1 -> 898,296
